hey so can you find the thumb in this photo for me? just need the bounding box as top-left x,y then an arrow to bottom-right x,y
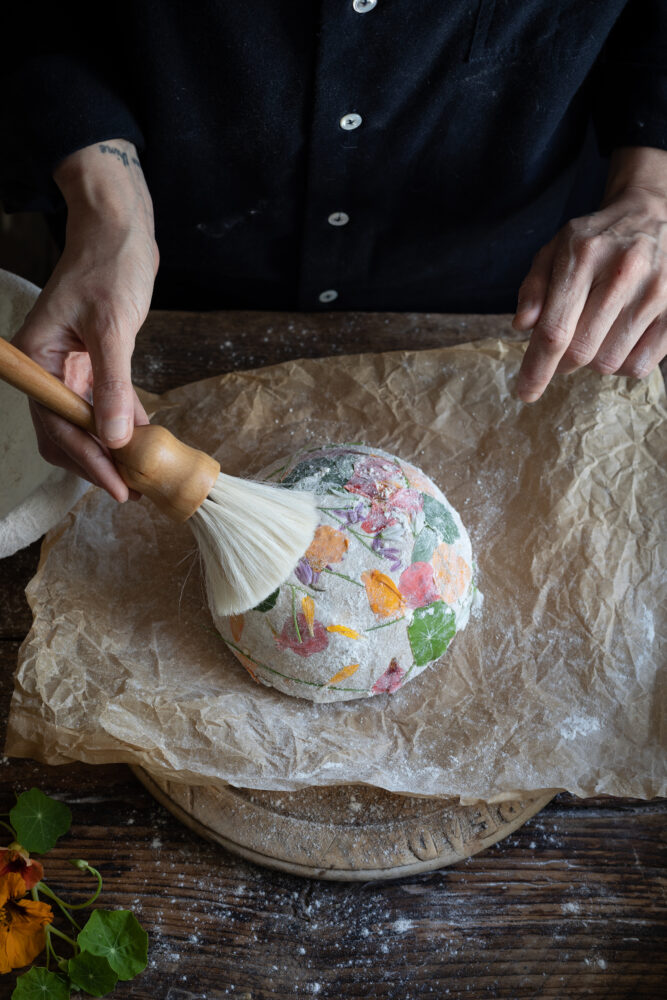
88,332 -> 137,449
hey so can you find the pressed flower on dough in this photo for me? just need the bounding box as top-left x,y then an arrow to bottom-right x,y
431,543 -> 472,605
361,569 -> 407,619
304,525 -> 349,572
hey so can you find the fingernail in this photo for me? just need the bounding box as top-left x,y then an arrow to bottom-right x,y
104,417 -> 130,444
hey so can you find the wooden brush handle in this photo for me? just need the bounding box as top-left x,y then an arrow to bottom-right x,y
0,337 -> 219,523
0,336 -> 97,434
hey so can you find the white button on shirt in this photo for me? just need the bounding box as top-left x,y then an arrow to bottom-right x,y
318,289 -> 338,303
353,0 -> 377,11
340,112 -> 362,130
328,211 -> 349,226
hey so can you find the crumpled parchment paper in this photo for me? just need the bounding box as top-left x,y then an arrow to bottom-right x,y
5,336 -> 666,802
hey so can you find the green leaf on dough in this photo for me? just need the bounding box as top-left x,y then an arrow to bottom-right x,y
252,588 -> 280,613
421,494 -> 459,544
280,454 -> 356,492
411,525 -> 439,563
407,601 -> 457,666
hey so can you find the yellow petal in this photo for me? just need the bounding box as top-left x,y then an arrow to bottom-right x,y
302,596 -> 315,637
326,624 -> 362,639
361,569 -> 407,619
327,663 -> 360,685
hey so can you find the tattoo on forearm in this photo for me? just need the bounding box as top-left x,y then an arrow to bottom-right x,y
99,143 -> 141,168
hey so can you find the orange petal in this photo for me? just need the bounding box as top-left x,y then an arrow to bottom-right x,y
302,596 -> 316,637
305,525 -> 349,572
431,543 -> 471,604
327,663 -> 360,685
232,650 -> 262,685
361,570 -> 407,619
326,624 -> 362,639
401,462 -> 440,498
2,897 -> 53,972
230,614 -> 244,642
0,872 -> 26,906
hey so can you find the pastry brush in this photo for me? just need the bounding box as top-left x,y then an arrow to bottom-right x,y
0,337 -> 318,615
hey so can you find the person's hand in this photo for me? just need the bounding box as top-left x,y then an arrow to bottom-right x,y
513,146 -> 667,402
12,139 -> 159,501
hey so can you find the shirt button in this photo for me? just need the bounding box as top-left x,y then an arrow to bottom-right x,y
319,289 -> 338,303
353,0 -> 377,11
328,212 -> 350,227
340,113 -> 362,131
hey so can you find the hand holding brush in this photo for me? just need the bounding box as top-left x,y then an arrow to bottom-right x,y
0,336 -> 319,616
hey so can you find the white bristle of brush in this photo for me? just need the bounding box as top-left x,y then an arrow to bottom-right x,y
188,471 -> 319,616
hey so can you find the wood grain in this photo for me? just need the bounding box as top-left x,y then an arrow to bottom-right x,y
0,310 -> 665,999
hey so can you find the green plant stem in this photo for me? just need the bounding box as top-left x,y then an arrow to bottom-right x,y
42,886 -> 83,932
48,924 -> 78,949
365,615 -> 406,631
36,866 -> 102,910
322,567 -> 365,588
290,585 -> 302,642
44,927 -> 63,970
0,819 -> 16,836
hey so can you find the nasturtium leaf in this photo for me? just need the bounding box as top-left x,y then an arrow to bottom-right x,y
67,951 -> 118,997
9,788 -> 72,854
407,601 -> 457,666
77,910 -> 148,981
411,525 -> 439,563
281,453 -> 356,491
421,494 -> 459,543
252,588 -> 280,613
11,966 -> 70,1000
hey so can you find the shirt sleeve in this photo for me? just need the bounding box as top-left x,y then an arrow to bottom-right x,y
592,0 -> 667,156
0,15 -> 144,213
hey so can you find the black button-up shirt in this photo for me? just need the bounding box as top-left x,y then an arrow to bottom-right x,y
2,1 -> 666,312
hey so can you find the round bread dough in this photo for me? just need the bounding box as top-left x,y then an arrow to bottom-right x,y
215,443 -> 480,703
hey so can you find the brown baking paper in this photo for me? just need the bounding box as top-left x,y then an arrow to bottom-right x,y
5,335 -> 666,802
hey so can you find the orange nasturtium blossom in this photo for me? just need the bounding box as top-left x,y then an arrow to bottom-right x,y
304,525 -> 349,572
431,543 -> 471,605
0,871 -> 53,974
0,844 -> 44,890
361,569 -> 407,619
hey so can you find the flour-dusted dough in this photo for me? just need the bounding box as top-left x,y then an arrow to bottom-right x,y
214,443 -> 480,703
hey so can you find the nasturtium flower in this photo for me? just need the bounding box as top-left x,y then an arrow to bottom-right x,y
398,562 -> 441,609
0,843 -> 43,890
275,613 -> 329,657
372,658 -> 406,695
0,871 -> 53,973
361,570 -> 407,619
304,525 -> 349,572
401,462 -> 440,497
431,543 -> 472,605
345,455 -> 405,501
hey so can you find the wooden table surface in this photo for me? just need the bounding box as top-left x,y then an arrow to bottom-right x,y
0,311 -> 664,1000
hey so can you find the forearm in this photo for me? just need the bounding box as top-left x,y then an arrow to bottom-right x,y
602,146 -> 667,205
53,139 -> 156,240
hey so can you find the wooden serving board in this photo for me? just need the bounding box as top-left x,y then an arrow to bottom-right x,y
131,766 -> 555,881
